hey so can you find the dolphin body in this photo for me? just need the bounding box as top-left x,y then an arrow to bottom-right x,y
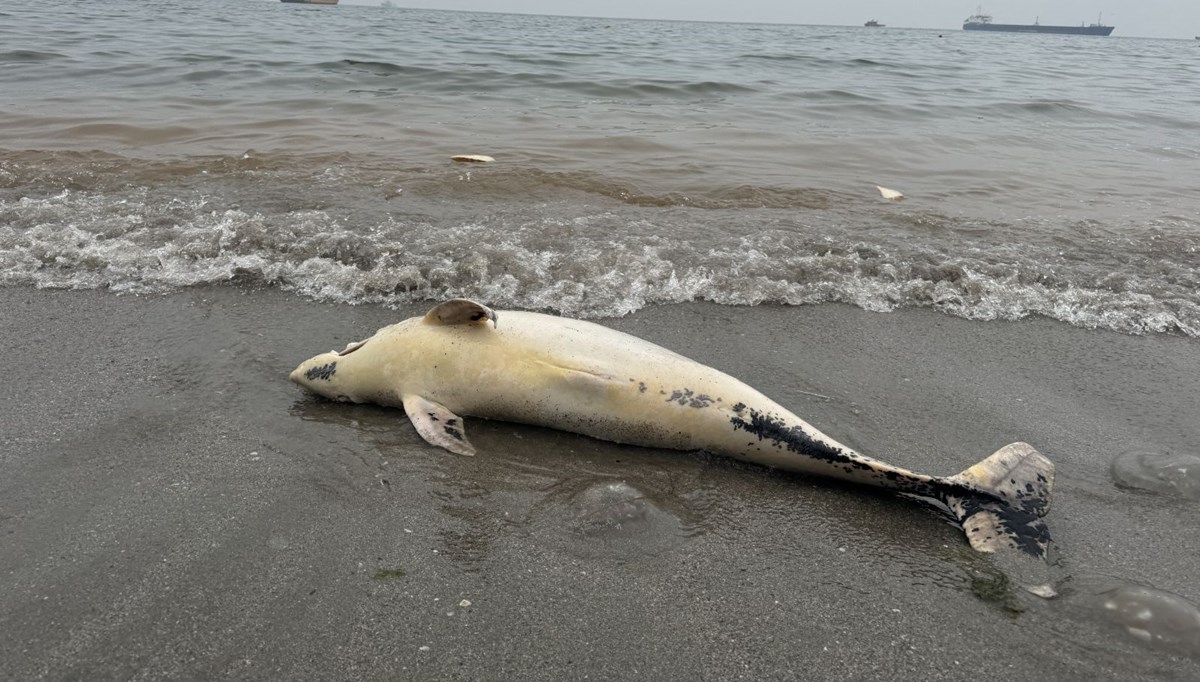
290,299 -> 1054,557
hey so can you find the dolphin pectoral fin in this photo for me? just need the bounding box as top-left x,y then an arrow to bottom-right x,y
423,299 -> 498,328
401,394 -> 476,457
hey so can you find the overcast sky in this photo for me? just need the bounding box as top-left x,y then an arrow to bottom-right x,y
334,1 -> 1200,40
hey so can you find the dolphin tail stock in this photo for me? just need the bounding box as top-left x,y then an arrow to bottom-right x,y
939,442 -> 1055,558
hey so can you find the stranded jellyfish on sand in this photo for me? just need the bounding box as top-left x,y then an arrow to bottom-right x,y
1111,450 -> 1200,499
1099,584 -> 1200,657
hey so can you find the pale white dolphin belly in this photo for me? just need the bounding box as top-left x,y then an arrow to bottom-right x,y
290,299 -> 1055,558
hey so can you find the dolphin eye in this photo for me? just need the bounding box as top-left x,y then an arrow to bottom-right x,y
338,340 -> 368,356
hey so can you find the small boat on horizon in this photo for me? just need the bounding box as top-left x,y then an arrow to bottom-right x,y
864,20 -> 885,28
281,0 -> 339,5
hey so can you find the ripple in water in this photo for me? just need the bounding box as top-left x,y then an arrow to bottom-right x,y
1111,450 -> 1200,499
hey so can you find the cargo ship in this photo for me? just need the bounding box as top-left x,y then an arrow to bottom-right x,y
281,0 -> 339,5
963,10 -> 1114,36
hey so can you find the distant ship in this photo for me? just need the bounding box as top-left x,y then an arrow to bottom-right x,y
281,0 -> 339,5
864,20 -> 885,28
963,10 -> 1114,36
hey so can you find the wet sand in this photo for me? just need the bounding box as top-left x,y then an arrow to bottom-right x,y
2,286 -> 1198,680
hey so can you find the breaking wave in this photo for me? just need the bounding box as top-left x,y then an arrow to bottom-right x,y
2,189 -> 1197,336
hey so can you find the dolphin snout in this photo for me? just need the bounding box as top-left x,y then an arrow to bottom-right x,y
290,352 -> 341,392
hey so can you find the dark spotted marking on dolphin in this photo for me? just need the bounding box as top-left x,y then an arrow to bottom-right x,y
728,408 -> 1012,503
304,362 -> 337,381
666,389 -> 693,405
729,408 -> 863,465
666,389 -> 714,408
951,493 -> 1050,557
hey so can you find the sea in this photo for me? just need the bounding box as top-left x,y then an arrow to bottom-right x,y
2,0 -> 1198,335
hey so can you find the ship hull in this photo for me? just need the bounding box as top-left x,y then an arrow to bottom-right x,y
963,23 -> 1113,36
281,0 -> 339,5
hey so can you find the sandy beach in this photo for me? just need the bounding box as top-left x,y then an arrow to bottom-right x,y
2,286 -> 1198,680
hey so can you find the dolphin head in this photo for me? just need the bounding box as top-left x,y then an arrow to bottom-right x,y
289,351 -> 350,401
289,338 -> 372,402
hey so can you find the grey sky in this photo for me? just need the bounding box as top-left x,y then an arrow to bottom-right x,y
335,1 -> 1200,40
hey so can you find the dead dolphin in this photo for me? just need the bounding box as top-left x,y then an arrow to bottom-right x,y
290,299 -> 1054,557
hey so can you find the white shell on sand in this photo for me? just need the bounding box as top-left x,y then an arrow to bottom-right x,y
451,154 -> 495,163
875,185 -> 904,201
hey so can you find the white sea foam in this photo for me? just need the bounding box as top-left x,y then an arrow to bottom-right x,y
1,189 -> 1197,337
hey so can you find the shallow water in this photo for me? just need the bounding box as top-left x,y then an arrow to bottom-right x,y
2,0 -> 1198,334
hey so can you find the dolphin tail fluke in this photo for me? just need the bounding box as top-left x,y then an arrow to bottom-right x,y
942,442 -> 1055,558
